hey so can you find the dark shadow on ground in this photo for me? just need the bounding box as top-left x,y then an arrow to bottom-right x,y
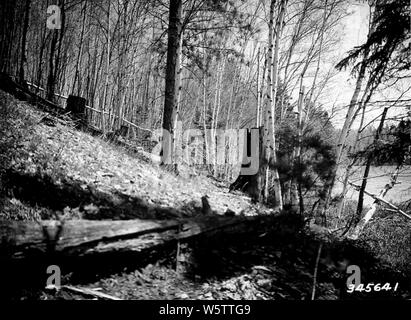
1,169 -> 410,300
1,212 -> 409,300
4,170 -> 200,220
186,216 -> 410,300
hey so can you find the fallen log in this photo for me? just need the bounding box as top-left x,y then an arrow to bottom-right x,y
347,181 -> 411,221
46,285 -> 122,300
0,215 -> 269,259
348,166 -> 402,240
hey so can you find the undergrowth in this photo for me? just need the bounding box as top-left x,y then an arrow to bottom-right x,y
326,197 -> 410,275
360,202 -> 411,275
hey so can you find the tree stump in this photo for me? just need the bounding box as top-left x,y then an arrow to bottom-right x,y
229,127 -> 265,203
107,125 -> 130,143
0,73 -> 16,95
118,125 -> 129,138
66,95 -> 87,127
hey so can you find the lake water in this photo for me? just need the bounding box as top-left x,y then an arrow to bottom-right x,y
334,166 -> 411,206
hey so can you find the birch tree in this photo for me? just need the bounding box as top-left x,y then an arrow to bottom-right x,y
263,0 -> 287,208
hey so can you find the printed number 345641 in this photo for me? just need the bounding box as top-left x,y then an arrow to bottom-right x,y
347,283 -> 399,293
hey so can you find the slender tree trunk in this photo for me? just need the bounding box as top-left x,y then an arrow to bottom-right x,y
203,70 -> 208,164
256,46 -> 261,127
46,0 -> 65,102
225,54 -> 242,130
102,2 -> 111,134
210,58 -> 220,172
46,30 -> 58,101
212,57 -> 225,176
350,164 -> 401,239
35,26 -> 46,93
263,0 -> 287,208
262,0 -> 277,202
296,85 -> 305,214
72,0 -> 87,95
355,106 -> 389,220
336,100 -> 367,225
54,0 -> 66,97
0,0 -> 16,74
214,58 -> 225,134
290,39 -> 314,208
173,33 -> 184,171
257,48 -> 267,128
279,0 -> 309,122
142,18 -> 155,123
322,6 -> 375,216
303,0 -> 328,125
19,0 -> 31,86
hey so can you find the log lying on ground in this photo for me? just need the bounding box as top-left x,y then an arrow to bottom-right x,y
347,180 -> 411,240
348,167 -> 400,240
46,285 -> 122,300
348,181 -> 411,221
0,215 -> 270,259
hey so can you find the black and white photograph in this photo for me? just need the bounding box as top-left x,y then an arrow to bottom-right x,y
0,0 -> 410,305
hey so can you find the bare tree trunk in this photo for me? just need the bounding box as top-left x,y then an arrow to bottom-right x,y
212,57 -> 225,176
296,85 -> 305,214
290,34 -> 315,208
349,165 -> 402,240
336,67 -> 367,164
0,0 -> 16,73
262,0 -> 277,202
303,0 -> 328,124
202,34 -> 208,165
18,0 -> 31,86
102,2 -> 111,134
161,0 -> 183,171
72,0 -> 87,95
172,33 -> 184,172
279,0 -> 310,122
115,0 -> 130,131
322,6 -> 375,216
256,46 -> 261,127
142,17 -> 155,124
35,23 -> 47,93
263,0 -> 287,208
257,48 -> 267,128
46,29 -> 58,101
336,101 -> 367,225
355,106 -> 389,221
46,0 -> 65,102
225,53 -> 242,130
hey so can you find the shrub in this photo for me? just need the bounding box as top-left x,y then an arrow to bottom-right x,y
360,202 -> 411,274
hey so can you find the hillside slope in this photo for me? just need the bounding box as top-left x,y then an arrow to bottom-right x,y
0,90 -> 268,222
0,90 -> 409,300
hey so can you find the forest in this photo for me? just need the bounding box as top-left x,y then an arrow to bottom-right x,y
0,0 -> 410,302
